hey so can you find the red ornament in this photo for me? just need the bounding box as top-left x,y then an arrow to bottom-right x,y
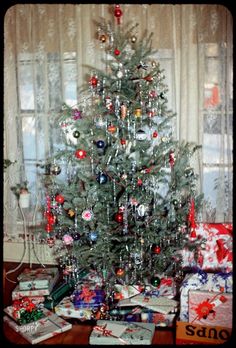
169,150 -> 175,167
47,213 -> 56,225
137,178 -> 143,186
75,149 -> 87,159
107,124 -> 116,133
89,76 -> 98,87
114,5 -> 123,25
114,48 -> 121,56
143,75 -> 153,82
114,212 -> 123,223
151,244 -> 161,254
55,194 -> 65,204
116,268 -> 125,276
120,138 -> 126,145
152,131 -> 158,138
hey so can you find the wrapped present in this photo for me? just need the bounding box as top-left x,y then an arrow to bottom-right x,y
12,285 -> 52,300
55,296 -> 92,320
141,311 -> 177,327
130,294 -> 179,314
113,284 -> 144,300
179,271 -> 233,322
80,269 -> 104,287
44,280 -> 74,310
89,320 -> 155,345
4,307 -> 72,344
5,300 -> 44,325
72,285 -> 105,309
188,290 -> 232,328
182,223 -> 233,272
17,267 -> 59,291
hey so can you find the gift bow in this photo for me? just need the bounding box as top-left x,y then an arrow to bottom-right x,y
94,324 -> 128,345
78,286 -> 96,303
216,239 -> 232,263
191,293 -> 227,323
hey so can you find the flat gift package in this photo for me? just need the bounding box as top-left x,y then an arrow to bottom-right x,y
17,267 -> 59,291
179,271 -> 232,322
188,290 -> 232,328
12,285 -> 52,300
3,307 -> 72,344
141,311 -> 177,327
55,296 -> 92,320
89,320 -> 155,345
130,294 -> 179,314
72,284 -> 105,309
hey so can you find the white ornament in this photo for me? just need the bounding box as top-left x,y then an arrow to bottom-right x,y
137,204 -> 148,217
82,209 -> 94,221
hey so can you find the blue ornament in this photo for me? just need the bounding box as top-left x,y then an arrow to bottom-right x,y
96,140 -> 105,148
90,231 -> 98,241
96,173 -> 108,184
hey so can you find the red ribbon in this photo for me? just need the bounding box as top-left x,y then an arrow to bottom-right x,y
160,278 -> 172,286
216,239 -> 232,263
78,286 -> 96,303
94,324 -> 112,336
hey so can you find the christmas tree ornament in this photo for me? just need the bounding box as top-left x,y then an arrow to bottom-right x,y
137,178 -> 143,186
114,48 -> 121,56
149,90 -> 157,98
114,4 -> 123,25
47,237 -> 55,247
116,268 -> 125,276
55,194 -> 65,204
105,96 -> 113,110
63,234 -> 74,245
107,124 -> 116,133
144,75 -> 154,82
82,209 -> 94,221
150,276 -> 161,287
45,223 -> 53,233
47,213 -> 56,225
73,130 -> 80,138
116,69 -> 123,79
130,35 -> 137,43
99,34 -> 107,43
120,103 -> 127,119
96,140 -> 105,148
95,116 -> 106,128
185,167 -> 194,177
118,206 -> 125,213
169,150 -> 175,167
151,60 -> 157,67
120,138 -> 126,145
89,75 -> 98,87
134,108 -> 142,118
72,109 -> 82,120
137,204 -> 148,217
136,129 -> 146,141
67,209 -> 75,218
151,244 -> 161,254
96,172 -> 108,184
50,164 -> 61,175
73,232 -> 80,241
75,149 -> 87,159
152,131 -> 158,138
114,212 -> 123,223
89,231 -> 98,242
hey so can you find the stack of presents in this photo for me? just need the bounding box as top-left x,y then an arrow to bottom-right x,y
3,223 -> 233,345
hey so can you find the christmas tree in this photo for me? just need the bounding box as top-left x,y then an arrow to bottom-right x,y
41,5 -> 203,290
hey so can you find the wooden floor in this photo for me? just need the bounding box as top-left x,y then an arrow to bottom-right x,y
3,262 -> 175,345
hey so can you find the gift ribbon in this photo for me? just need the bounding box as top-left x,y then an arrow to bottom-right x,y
78,286 -> 96,303
216,239 -> 232,263
190,293 -> 227,323
94,324 -> 128,345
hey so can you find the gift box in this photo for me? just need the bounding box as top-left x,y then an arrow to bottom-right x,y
12,285 -> 52,300
130,294 -> 179,314
17,267 -> 59,291
89,320 -> 155,345
182,223 -> 232,272
113,284 -> 144,300
72,285 -> 105,309
44,280 -> 74,310
4,307 -> 72,344
4,301 -> 44,325
188,290 -> 232,328
176,320 -> 232,345
179,271 -> 233,322
55,296 -> 92,320
141,311 -> 177,327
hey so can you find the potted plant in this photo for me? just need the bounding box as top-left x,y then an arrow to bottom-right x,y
11,180 -> 30,208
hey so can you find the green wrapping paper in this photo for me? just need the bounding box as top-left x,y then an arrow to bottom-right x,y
44,281 -> 74,309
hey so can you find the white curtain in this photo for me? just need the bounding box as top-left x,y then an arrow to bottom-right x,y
4,4 -> 233,241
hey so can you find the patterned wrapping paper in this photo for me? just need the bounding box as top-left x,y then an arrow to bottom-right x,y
141,311 -> 177,327
72,286 -> 105,309
12,285 -> 51,300
55,296 -> 92,320
179,271 -> 233,322
3,307 -> 72,344
188,290 -> 232,328
181,223 -> 233,272
89,320 -> 155,345
114,284 -> 144,300
130,294 -> 179,314
17,267 -> 59,291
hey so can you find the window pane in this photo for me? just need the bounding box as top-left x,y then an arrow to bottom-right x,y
203,134 -> 233,164
22,117 -> 36,160
18,64 -> 35,111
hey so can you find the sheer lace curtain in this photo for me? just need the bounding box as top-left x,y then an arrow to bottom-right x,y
4,4 -> 232,241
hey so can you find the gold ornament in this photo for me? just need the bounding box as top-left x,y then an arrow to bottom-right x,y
151,60 -> 157,67
134,108 -> 142,118
99,34 -> 107,43
131,35 -> 137,43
